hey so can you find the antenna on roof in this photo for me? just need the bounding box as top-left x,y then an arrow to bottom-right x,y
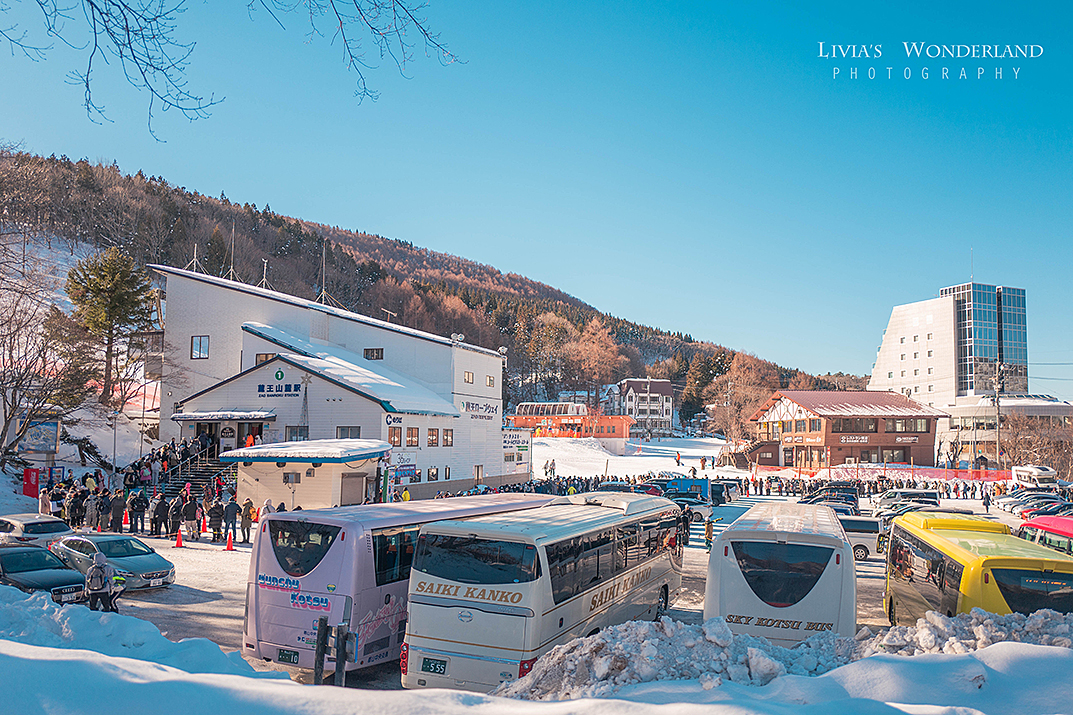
315,239 -> 345,308
184,243 -> 207,274
257,258 -> 275,290
223,220 -> 240,282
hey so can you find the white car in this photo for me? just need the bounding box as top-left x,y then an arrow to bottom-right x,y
0,514 -> 74,548
672,497 -> 714,523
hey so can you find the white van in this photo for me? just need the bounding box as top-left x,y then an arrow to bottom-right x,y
874,489 -> 940,510
703,502 -> 856,646
838,516 -> 882,560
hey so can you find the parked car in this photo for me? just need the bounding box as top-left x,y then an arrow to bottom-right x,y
816,501 -> 859,516
1019,501 -> 1073,520
0,544 -> 85,604
671,497 -> 713,523
0,514 -> 74,548
839,516 -> 882,560
50,534 -> 175,590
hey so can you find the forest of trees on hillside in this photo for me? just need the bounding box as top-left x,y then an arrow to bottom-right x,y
0,148 -> 856,438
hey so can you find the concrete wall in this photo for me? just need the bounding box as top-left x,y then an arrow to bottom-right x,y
868,295 -> 957,409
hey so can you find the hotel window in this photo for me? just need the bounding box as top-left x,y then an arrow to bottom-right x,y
927,350 -> 933,358
427,428 -> 439,447
900,354 -> 905,361
913,335 -> 919,342
190,335 -> 209,359
913,352 -> 919,359
388,426 -> 402,447
795,420 -> 806,432
927,333 -> 933,340
410,469 -> 421,485
809,419 -> 822,432
928,367 -> 934,374
486,375 -> 495,387
914,369 -> 919,376
285,425 -> 309,441
928,385 -> 934,392
363,348 -> 384,360
406,427 -> 419,447
900,337 -> 905,344
914,386 -> 919,393
427,467 -> 439,482
464,371 -> 474,384
336,426 -> 361,439
255,353 -> 275,365
901,370 -> 906,377
443,429 -> 453,447
887,372 -> 893,379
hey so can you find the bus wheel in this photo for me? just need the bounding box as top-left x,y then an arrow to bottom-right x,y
586,628 -> 600,637
853,545 -> 868,561
656,586 -> 669,619
887,599 -> 897,626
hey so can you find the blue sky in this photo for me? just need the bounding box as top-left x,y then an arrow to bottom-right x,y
1,1 -> 1070,398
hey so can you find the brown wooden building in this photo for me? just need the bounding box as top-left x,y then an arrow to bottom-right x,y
749,391 -> 948,469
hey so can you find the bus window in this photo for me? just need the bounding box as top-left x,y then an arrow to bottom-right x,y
372,525 -> 421,586
577,530 -> 613,588
413,534 -> 540,585
991,569 -> 1073,615
1042,533 -> 1072,554
731,541 -> 833,608
1018,526 -> 1039,542
268,521 -> 341,577
548,538 -> 581,603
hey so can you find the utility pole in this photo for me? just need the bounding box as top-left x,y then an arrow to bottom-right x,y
993,362 -> 1004,470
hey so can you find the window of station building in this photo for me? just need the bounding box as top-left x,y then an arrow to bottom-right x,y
406,427 -> 419,447
886,418 -> 928,433
809,418 -> 822,432
505,453 -> 516,462
427,428 -> 439,447
409,469 -> 422,484
464,371 -> 474,384
388,426 -> 402,447
486,374 -> 495,388
444,466 -> 451,479
928,367 -> 934,374
443,429 -> 453,447
285,425 -> 309,441
927,333 -> 933,340
427,467 -> 439,482
831,418 -> 877,433
255,353 -> 276,365
914,386 -> 919,393
901,370 -> 906,377
914,369 -> 919,376
795,420 -> 807,432
336,426 -> 361,439
190,335 -> 209,360
364,348 -> 384,360
928,385 -> 934,392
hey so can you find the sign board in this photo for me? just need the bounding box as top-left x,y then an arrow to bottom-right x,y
22,468 -> 40,499
16,419 -> 59,454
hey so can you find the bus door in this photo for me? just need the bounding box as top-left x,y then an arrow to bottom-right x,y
253,519 -> 351,665
357,525 -> 419,666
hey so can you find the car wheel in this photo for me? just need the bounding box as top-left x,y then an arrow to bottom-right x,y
853,545 -> 868,561
691,512 -> 703,523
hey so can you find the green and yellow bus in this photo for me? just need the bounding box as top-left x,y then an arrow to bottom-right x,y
885,512 -> 1073,625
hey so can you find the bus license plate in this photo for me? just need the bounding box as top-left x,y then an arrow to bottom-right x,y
278,648 -> 300,664
421,657 -> 447,675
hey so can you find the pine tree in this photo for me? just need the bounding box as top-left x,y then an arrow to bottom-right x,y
204,225 -> 228,275
65,248 -> 156,405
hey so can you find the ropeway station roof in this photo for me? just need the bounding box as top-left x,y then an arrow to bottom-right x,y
219,438 -> 391,464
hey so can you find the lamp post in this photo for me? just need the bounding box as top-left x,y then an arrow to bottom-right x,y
111,410 -> 119,491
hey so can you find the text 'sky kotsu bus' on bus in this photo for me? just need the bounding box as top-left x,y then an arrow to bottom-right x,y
244,493 -> 552,672
885,512 -> 1073,626
703,502 -> 856,646
401,492 -> 683,692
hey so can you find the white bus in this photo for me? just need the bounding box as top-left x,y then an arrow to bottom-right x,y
703,502 -> 856,646
401,492 -> 683,692
243,493 -> 552,672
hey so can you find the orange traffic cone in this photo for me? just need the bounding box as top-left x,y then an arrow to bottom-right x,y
174,527 -> 184,548
224,531 -> 234,551
202,516 -> 207,534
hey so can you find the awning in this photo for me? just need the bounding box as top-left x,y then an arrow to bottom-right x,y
171,411 -> 277,422
219,438 -> 391,464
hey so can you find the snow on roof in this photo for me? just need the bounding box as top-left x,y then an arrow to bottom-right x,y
171,410 -> 277,422
243,323 -> 461,416
151,263 -> 503,358
219,438 -> 391,463
752,390 -> 948,421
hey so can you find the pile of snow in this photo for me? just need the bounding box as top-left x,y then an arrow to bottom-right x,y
497,609 -> 1073,701
0,585 -> 285,679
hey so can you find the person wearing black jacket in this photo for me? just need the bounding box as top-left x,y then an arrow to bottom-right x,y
182,496 -> 200,541
110,490 -> 126,532
167,496 -> 184,537
222,496 -> 240,544
97,491 -> 112,532
207,499 -> 224,542
127,490 -> 149,534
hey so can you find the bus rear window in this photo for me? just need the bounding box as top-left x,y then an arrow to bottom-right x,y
992,569 -> 1073,615
732,541 -> 833,608
414,535 -> 539,585
268,521 -> 341,577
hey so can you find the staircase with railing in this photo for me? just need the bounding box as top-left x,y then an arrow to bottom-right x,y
161,450 -> 238,499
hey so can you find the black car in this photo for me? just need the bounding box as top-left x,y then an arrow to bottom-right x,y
0,544 -> 85,604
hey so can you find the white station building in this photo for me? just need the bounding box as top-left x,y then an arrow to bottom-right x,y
155,264 -> 525,499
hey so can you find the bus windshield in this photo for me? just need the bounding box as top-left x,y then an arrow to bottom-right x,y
413,534 -> 540,585
268,521 -> 341,577
732,541 -> 833,608
991,569 -> 1073,614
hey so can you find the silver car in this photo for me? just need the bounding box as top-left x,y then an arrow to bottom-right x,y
50,534 -> 175,590
0,514 -> 74,548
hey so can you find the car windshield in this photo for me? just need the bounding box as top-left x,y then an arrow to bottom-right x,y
22,521 -> 70,535
96,539 -> 154,558
0,549 -> 67,573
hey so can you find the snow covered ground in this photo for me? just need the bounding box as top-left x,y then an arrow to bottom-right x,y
530,436 -> 740,481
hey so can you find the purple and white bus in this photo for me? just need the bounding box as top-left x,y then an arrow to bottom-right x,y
244,493 -> 552,672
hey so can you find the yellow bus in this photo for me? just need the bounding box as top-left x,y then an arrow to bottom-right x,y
885,512 -> 1073,626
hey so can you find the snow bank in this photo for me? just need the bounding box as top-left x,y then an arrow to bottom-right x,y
498,609 -> 1073,701
0,585 -> 285,678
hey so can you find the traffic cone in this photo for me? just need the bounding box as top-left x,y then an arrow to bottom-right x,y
202,516 -> 207,534
224,531 -> 234,551
123,510 -> 129,526
174,527 -> 184,548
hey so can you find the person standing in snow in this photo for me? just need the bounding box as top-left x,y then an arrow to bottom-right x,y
240,498 -> 255,543
982,489 -> 991,513
110,489 -> 126,532
85,552 -> 119,613
223,495 -> 240,543
207,499 -> 224,542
